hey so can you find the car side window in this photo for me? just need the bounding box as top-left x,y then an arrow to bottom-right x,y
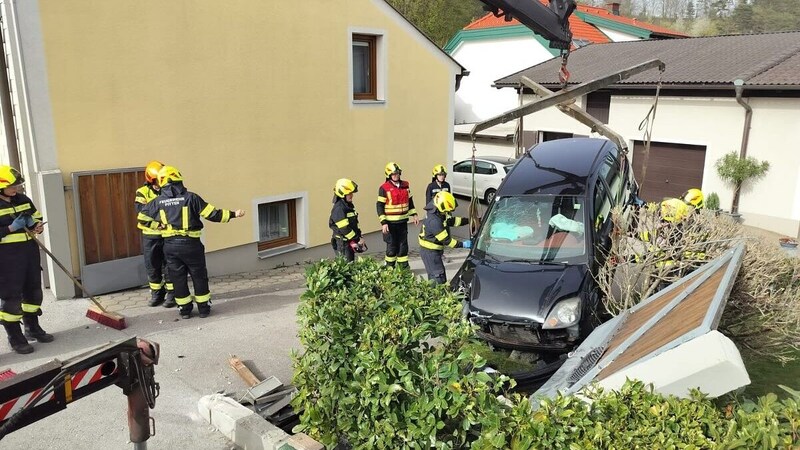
453,161 -> 471,173
475,161 -> 496,175
593,180 -> 612,232
599,154 -> 622,203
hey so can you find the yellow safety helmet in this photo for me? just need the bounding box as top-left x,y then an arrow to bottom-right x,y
157,165 -> 183,187
0,166 -> 24,189
334,178 -> 358,198
433,191 -> 457,213
682,188 -> 704,208
384,162 -> 402,177
432,164 -> 447,176
145,160 -> 164,184
660,198 -> 690,223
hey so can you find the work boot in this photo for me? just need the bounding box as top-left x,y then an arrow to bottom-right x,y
198,302 -> 211,319
179,304 -> 193,319
148,288 -> 166,307
23,314 -> 54,343
162,291 -> 177,308
3,322 -> 34,354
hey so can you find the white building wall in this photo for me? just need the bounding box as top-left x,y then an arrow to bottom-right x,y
520,92 -> 800,237
595,25 -> 640,42
451,36 -> 555,124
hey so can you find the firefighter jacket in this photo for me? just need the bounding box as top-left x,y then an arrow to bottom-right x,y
377,179 -> 417,224
137,182 -> 235,239
135,183 -> 162,238
0,193 -> 43,245
425,179 -> 451,206
329,196 -> 361,242
418,202 -> 469,251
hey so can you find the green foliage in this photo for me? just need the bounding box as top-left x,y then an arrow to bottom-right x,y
291,258 -> 512,448
716,152 -> 770,187
706,191 -> 721,210
385,0 -> 485,47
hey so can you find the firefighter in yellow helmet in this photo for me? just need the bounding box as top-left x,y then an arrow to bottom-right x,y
377,162 -> 419,268
682,188 -> 704,209
660,197 -> 691,223
418,191 -> 470,284
0,165 -> 52,354
137,166 -> 245,319
329,178 -> 365,262
425,164 -> 451,206
134,160 -> 175,307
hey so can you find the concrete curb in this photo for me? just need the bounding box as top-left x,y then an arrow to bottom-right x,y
198,394 -> 322,450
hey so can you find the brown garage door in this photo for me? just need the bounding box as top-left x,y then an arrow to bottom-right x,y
632,141 -> 706,202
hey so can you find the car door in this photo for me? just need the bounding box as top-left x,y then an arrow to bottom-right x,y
451,161 -> 472,196
474,160 -> 496,198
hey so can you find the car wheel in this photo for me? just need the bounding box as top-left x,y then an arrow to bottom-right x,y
484,188 -> 496,204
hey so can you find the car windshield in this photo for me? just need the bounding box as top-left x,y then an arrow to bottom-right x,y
474,195 -> 588,263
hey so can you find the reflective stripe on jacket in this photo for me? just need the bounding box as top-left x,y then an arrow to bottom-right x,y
418,204 -> 468,251
135,184 -> 162,237
0,193 -> 43,245
329,197 -> 361,241
377,180 -> 416,223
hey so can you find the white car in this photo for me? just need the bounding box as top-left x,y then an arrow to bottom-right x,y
450,156 -> 516,203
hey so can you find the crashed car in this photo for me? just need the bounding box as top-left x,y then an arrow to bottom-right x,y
451,138 -> 640,354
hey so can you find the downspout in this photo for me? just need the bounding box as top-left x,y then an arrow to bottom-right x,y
731,78 -> 752,215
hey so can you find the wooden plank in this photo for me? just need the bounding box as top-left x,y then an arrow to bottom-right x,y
93,174 -> 115,263
125,171 -> 145,257
77,175 -> 100,265
228,356 -> 260,387
108,172 -> 130,259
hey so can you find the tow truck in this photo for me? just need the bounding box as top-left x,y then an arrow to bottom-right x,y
0,338 -> 159,449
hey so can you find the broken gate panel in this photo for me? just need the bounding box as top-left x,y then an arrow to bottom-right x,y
535,242 -> 748,399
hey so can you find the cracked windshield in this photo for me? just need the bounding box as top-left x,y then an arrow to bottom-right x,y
475,195 -> 587,262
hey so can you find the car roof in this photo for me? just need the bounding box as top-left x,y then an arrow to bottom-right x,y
456,156 -> 516,165
499,138 -> 616,196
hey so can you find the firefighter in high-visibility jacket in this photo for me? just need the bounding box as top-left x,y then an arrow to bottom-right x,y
137,166 -> 245,319
135,160 -> 175,308
329,178 -> 365,262
418,191 -> 471,284
0,166 -> 53,354
377,162 -> 418,268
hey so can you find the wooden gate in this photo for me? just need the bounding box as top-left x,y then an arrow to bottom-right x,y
72,168 -> 148,295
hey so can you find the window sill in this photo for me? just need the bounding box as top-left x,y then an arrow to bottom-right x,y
352,99 -> 386,105
258,243 -> 305,260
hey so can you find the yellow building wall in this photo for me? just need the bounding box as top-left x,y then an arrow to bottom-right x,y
36,0 -> 456,261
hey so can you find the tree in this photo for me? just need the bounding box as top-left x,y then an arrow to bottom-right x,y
715,152 -> 769,215
685,0 -> 696,18
386,0 -> 485,48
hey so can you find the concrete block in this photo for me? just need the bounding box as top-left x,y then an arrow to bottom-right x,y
198,393 -> 256,440
234,414 -> 290,450
285,433 -> 324,450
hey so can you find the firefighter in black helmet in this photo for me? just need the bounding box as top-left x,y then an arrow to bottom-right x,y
0,165 -> 53,354
329,178 -> 365,262
135,160 -> 175,307
137,166 -> 245,319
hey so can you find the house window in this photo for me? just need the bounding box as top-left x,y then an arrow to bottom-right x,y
586,92 -> 611,124
352,34 -> 377,100
257,199 -> 297,251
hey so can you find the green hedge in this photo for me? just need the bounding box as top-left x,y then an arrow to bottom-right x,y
292,258 -> 800,449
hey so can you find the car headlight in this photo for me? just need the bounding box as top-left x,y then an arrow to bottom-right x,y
542,297 -> 581,329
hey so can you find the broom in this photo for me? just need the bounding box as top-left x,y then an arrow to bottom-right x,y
29,232 -> 127,330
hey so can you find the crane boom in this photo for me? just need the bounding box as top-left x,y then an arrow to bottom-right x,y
480,0 -> 576,49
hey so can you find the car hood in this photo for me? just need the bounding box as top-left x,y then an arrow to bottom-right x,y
463,257 -> 589,323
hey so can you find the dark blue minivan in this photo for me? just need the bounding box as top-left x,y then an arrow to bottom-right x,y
451,138 -> 640,354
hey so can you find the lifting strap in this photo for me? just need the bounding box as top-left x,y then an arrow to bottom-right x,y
468,136 -> 481,236
637,69 -> 665,191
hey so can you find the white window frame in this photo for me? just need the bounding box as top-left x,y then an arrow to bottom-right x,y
252,191 -> 308,258
348,27 -> 387,107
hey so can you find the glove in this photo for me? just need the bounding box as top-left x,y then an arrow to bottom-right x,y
24,215 -> 36,228
8,215 -> 27,232
462,239 -> 472,249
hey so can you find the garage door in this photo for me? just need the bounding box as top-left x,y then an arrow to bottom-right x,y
632,141 -> 706,202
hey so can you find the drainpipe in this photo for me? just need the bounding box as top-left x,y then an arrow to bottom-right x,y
731,78 -> 752,215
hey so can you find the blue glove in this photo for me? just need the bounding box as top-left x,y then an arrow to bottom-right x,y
462,239 -> 472,249
24,215 -> 36,228
8,215 -> 27,232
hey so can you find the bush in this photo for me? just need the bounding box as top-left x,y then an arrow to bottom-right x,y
706,192 -> 721,210
716,152 -> 770,186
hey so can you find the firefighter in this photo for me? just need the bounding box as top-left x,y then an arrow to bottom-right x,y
418,191 -> 471,284
135,160 -> 175,307
137,166 -> 245,319
329,178 -> 365,262
425,164 -> 451,206
682,188 -> 704,209
377,162 -> 419,268
0,166 -> 53,354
